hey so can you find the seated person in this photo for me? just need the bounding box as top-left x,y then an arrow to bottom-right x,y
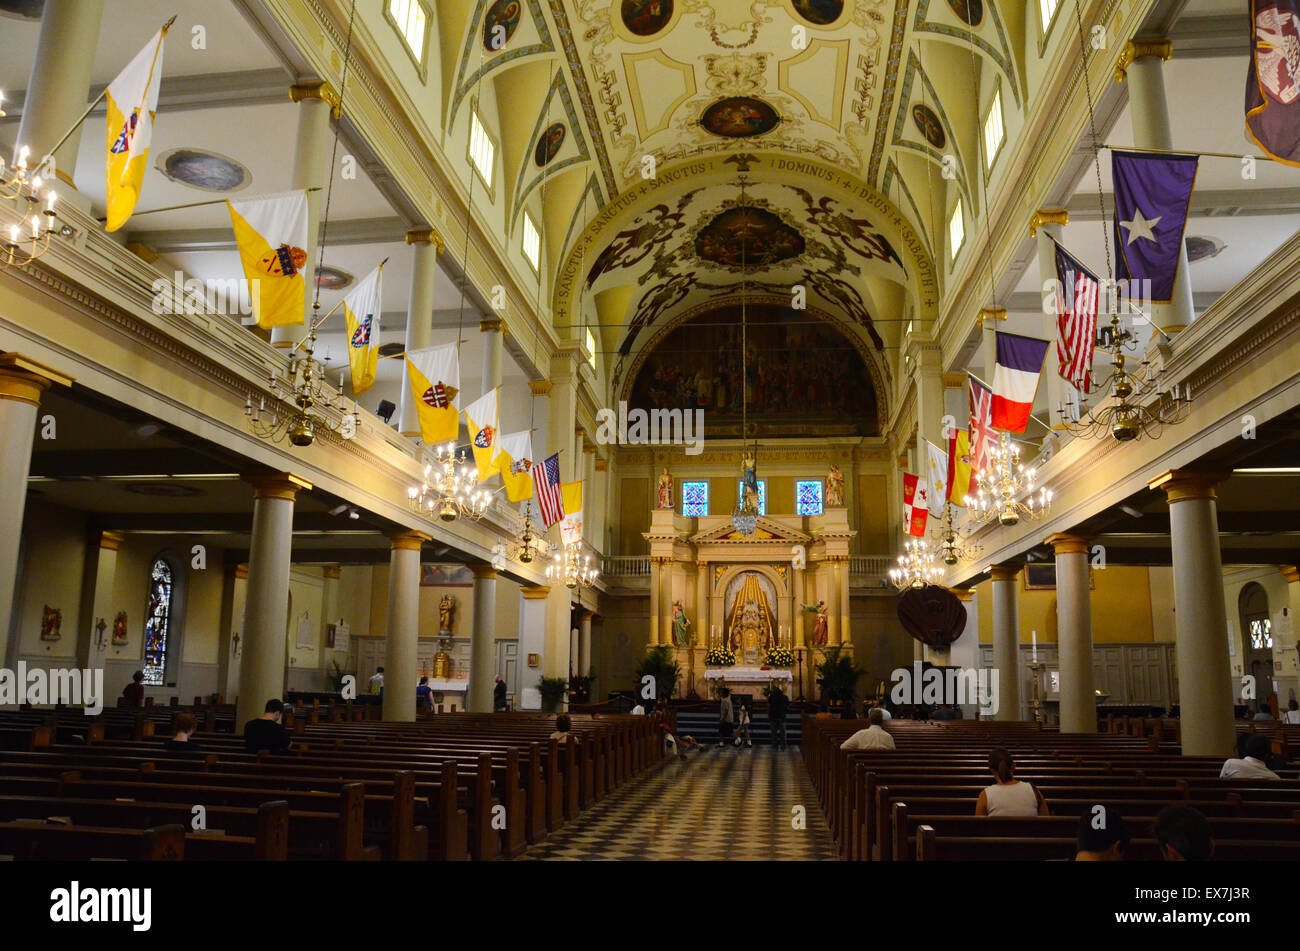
871,700 -> 893,721
1284,699 -> 1300,724
243,698 -> 292,754
416,676 -> 434,713
121,670 -> 145,708
839,708 -> 896,751
1154,805 -> 1213,861
550,714 -> 573,742
976,749 -> 1049,817
1074,804 -> 1129,861
163,712 -> 201,751
1252,701 -> 1276,722
932,704 -> 961,721
1220,734 -> 1280,779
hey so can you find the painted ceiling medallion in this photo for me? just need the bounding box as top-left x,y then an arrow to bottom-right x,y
482,0 -> 521,51
377,343 -> 405,358
911,104 -> 946,149
156,149 -> 250,192
314,266 -> 353,291
792,0 -> 844,26
947,0 -> 984,26
534,122 -> 566,167
700,97 -> 780,138
621,0 -> 673,36
0,0 -> 43,20
1185,235 -> 1226,262
695,206 -> 805,268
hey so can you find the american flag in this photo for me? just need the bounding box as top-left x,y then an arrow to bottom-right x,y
532,452 -> 565,527
968,375 -> 996,476
1053,240 -> 1099,393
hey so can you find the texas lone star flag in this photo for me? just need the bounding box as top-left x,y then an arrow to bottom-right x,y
496,430 -> 534,502
991,331 -> 1051,434
227,191 -> 310,330
1246,0 -> 1300,166
342,264 -> 382,396
462,388 -> 501,481
903,472 -> 929,537
1112,149 -> 1198,302
105,26 -> 167,232
405,343 -> 460,445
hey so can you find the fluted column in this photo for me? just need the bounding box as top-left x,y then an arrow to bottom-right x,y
825,561 -> 841,646
237,473 -> 312,726
0,356 -> 71,670
695,561 -> 709,648
836,557 -> 851,650
1048,533 -> 1096,733
1115,39 -> 1194,334
382,531 -> 429,722
398,228 -> 442,433
469,566 -> 497,711
793,564 -> 806,648
649,557 -> 662,646
13,0 -> 105,186
272,83 -> 340,347
989,564 -> 1021,721
1151,470 -> 1234,756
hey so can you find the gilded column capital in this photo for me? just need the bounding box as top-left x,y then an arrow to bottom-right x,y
243,472 -> 313,501
405,227 -> 445,252
388,530 -> 432,551
1029,209 -> 1069,237
322,565 -> 342,580
471,564 -> 498,580
1045,532 -> 1091,555
479,316 -> 505,334
1281,565 -> 1300,585
234,564 -> 249,580
594,457 -> 609,472
949,587 -> 974,602
977,306 -> 1007,328
988,564 -> 1020,582
0,353 -> 73,406
529,380 -> 553,396
289,81 -> 342,119
96,531 -> 124,552
941,372 -> 967,389
1114,38 -> 1173,83
1148,469 -> 1229,504
521,585 -> 551,600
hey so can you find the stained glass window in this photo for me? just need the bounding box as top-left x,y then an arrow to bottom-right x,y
796,480 -> 824,516
682,481 -> 709,517
143,559 -> 173,686
736,479 -> 766,515
1249,618 -> 1273,651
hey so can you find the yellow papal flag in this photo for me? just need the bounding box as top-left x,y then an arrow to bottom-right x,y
496,430 -> 534,503
462,388 -> 500,481
342,264 -> 383,396
405,343 -> 460,444
947,428 -> 974,507
559,481 -> 583,547
104,25 -> 168,231
227,191 -> 310,330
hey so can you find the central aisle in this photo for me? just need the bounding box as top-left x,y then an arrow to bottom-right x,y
520,746 -> 838,860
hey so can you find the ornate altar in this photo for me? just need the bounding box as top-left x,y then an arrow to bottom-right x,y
725,571 -> 776,665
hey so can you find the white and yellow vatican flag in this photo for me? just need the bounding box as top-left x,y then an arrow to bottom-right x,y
104,24 -> 168,231
496,430 -> 534,503
559,481 -> 584,547
463,388 -> 501,481
226,190 -> 310,330
405,343 -> 460,445
925,439 -> 949,518
342,264 -> 383,396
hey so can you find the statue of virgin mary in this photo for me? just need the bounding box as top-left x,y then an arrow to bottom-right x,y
726,572 -> 776,655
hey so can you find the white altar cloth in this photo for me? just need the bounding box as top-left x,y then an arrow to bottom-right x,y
703,667 -> 793,683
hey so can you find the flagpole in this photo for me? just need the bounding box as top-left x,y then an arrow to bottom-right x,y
1101,143 -> 1280,163
967,370 -> 1054,435
96,187 -> 322,222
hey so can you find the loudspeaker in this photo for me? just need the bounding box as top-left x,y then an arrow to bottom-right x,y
376,399 -> 396,423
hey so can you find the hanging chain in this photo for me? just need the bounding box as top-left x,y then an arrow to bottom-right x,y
1072,0 -> 1112,277
311,0 -> 357,316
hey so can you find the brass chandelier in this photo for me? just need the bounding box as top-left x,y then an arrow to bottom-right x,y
546,542 -> 598,590
965,432 -> 1052,527
1056,313 -> 1191,441
889,536 -> 943,589
407,442 -> 491,523
1,145 -> 71,268
244,320 -> 360,447
935,499 -> 982,566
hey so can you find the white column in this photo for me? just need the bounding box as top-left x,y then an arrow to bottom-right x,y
382,531 -> 428,722
570,625 -> 579,678
0,357 -> 70,670
1032,211 -> 1074,434
469,566 -> 497,712
592,456 -> 609,555
237,473 -> 311,726
480,316 -> 504,391
398,228 -> 441,433
13,0 -> 105,186
990,565 -> 1021,721
1049,533 -> 1096,733
908,334 -> 944,448
1152,471 -> 1235,756
977,307 -> 1006,383
273,83 -> 338,347
518,585 -> 549,709
78,531 -> 122,671
579,610 -> 592,677
1118,40 -> 1195,333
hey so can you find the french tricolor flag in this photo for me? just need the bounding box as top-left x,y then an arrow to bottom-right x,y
991,331 -> 1051,433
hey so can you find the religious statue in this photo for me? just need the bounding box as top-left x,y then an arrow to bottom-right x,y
655,467 -> 673,509
438,594 -> 456,635
726,573 -> 775,658
803,600 -> 829,646
671,601 -> 691,647
40,605 -> 62,641
826,463 -> 844,507
112,611 -> 129,645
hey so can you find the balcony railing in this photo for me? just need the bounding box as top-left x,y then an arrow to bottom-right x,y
603,555 -> 651,578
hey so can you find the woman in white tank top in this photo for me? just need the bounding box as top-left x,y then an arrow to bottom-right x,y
976,748 -> 1048,817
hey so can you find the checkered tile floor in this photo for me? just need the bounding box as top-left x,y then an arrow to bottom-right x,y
520,745 -> 838,861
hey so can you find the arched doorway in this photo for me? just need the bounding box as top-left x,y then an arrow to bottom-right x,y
1238,582 -> 1274,707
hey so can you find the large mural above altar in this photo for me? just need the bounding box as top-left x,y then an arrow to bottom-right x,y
627,307 -> 878,436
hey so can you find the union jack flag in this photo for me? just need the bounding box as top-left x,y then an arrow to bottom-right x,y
969,375 -> 996,476
532,452 -> 565,527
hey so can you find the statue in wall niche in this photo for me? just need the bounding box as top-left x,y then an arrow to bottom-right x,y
803,600 -> 829,646
439,594 -> 456,635
826,464 -> 844,507
40,605 -> 62,641
671,600 -> 691,647
656,467 -> 673,509
112,611 -> 129,645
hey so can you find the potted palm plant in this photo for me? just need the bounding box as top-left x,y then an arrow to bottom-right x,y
633,645 -> 681,703
536,676 -> 569,713
814,645 -> 866,711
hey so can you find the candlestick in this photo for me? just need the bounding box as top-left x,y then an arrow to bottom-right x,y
1031,629 -> 1038,663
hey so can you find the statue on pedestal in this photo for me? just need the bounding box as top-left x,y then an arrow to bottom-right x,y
826,464 -> 844,507
803,600 -> 829,646
671,600 -> 691,647
656,467 -> 674,509
439,594 -> 456,635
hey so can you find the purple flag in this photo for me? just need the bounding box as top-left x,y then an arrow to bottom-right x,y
1112,149 -> 1198,303
1246,0 -> 1300,165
